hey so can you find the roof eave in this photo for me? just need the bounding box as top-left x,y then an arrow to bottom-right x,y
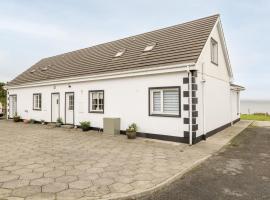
6,62 -> 196,89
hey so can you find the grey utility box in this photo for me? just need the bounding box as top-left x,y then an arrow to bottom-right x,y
103,118 -> 120,135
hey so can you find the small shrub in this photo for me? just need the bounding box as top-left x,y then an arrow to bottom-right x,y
80,121 -> 91,131
126,123 -> 137,139
56,117 -> 63,124
126,123 -> 137,132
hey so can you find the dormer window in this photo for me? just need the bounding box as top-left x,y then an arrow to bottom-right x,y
114,49 -> 125,57
211,38 -> 218,65
143,42 -> 156,52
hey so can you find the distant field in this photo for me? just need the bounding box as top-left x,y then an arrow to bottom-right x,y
241,114 -> 270,121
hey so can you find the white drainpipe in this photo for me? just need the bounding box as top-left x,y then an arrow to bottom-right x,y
187,66 -> 193,145
201,63 -> 206,139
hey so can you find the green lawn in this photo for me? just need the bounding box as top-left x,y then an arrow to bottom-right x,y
241,114 -> 270,121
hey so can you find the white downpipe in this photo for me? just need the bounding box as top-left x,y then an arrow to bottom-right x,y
187,66 -> 193,145
201,63 -> 206,138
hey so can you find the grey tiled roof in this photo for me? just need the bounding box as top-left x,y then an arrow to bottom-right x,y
9,14 -> 219,86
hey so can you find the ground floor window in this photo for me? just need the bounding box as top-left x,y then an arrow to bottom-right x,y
89,90 -> 104,113
149,87 -> 180,117
33,93 -> 42,110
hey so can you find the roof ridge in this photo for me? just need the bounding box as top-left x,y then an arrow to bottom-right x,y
45,14 -> 220,60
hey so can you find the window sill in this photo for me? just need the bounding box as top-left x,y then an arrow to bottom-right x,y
89,111 -> 104,114
149,113 -> 180,118
33,109 -> 42,111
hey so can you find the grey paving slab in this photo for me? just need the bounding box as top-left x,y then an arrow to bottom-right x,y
138,122 -> 270,200
0,120 -> 250,199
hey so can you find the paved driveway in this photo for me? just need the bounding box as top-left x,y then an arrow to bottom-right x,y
141,122 -> 270,200
0,120 -> 251,200
0,120 -> 188,200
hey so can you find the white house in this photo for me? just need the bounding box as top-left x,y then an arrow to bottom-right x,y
5,14 -> 244,144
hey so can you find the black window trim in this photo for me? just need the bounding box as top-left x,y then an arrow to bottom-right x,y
33,93 -> 42,111
211,37 -> 218,66
148,86 -> 181,118
88,90 -> 104,114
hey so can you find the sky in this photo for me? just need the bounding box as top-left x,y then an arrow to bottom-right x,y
0,0 -> 269,100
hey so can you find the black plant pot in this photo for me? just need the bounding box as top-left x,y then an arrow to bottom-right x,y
13,117 -> 21,122
82,127 -> 89,132
126,131 -> 136,139
55,122 -> 62,127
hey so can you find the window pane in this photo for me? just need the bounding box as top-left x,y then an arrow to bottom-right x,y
38,94 -> 41,109
92,93 -> 97,99
34,96 -> 36,108
211,39 -> 218,64
92,104 -> 97,110
163,90 -> 179,114
92,99 -> 97,105
90,91 -> 104,112
99,93 -> 103,99
69,95 -> 74,110
153,91 -> 161,112
99,99 -> 103,105
33,94 -> 41,109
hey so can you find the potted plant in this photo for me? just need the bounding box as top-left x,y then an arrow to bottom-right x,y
80,121 -> 91,131
13,113 -> 21,122
126,123 -> 137,139
56,117 -> 63,127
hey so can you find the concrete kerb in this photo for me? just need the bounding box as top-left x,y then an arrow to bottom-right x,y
107,120 -> 253,200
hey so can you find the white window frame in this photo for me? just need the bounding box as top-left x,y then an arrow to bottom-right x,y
149,87 -> 180,117
33,93 -> 42,110
89,90 -> 104,113
211,38 -> 218,65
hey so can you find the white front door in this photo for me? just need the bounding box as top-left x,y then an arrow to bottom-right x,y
9,95 -> 17,118
51,93 -> 60,122
65,93 -> 74,124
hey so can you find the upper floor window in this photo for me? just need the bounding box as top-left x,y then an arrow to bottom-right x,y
211,38 -> 218,65
89,90 -> 104,113
33,93 -> 42,110
149,87 -> 180,117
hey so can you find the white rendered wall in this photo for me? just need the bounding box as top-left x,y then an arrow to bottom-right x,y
8,72 -> 187,137
196,22 -> 239,137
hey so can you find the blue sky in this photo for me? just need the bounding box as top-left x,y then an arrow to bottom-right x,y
0,0 -> 269,100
